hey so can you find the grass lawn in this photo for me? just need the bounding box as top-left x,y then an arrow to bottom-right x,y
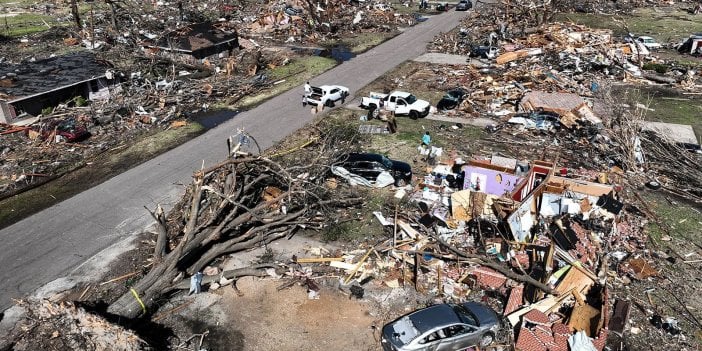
233,56 -> 337,109
644,190 -> 702,246
0,12 -> 58,37
626,86 -> 702,139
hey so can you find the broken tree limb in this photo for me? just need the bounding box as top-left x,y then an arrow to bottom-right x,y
424,228 -> 558,296
107,127 -> 363,319
146,204 -> 168,260
171,264 -> 277,291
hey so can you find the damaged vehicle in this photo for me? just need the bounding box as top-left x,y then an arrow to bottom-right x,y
381,302 -> 500,351
635,36 -> 662,50
331,152 -> 412,187
306,85 -> 350,107
455,0 -> 472,11
26,118 -> 91,143
436,88 -> 467,111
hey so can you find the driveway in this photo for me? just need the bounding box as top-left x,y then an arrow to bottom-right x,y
0,10 -> 471,310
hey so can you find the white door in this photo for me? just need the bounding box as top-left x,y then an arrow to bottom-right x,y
385,96 -> 397,111
394,99 -> 410,115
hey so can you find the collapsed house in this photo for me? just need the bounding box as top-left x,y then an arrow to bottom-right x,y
143,21 -> 239,64
324,152 -> 628,350
0,52 -> 120,124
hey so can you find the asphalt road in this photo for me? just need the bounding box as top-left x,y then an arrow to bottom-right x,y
0,9 -> 470,310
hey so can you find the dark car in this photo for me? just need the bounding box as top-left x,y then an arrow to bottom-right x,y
455,0 -> 472,11
436,88 -> 467,111
333,153 -> 412,186
27,118 -> 91,143
381,302 -> 501,351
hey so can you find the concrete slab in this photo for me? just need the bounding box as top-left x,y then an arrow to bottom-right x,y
413,52 -> 469,65
425,112 -> 495,128
643,121 -> 699,145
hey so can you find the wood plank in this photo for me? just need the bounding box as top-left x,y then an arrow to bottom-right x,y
554,265 -> 594,295
397,220 -> 420,239
330,261 -> 357,270
567,303 -> 600,336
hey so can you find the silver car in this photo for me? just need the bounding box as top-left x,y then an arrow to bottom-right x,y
381,302 -> 500,351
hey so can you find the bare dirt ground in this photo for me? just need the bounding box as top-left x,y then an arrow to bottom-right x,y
223,279 -> 377,351
131,234 -> 385,351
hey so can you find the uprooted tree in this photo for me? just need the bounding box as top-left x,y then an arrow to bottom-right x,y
108,122 -> 362,319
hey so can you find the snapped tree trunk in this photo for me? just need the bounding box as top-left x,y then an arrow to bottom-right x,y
71,0 -> 81,28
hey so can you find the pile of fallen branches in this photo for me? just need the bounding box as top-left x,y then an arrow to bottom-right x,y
107,123 -> 362,319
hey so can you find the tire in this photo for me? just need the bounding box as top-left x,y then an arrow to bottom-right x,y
646,181 -> 661,190
409,111 -> 419,120
480,333 -> 494,348
394,178 -> 407,187
326,99 -> 335,107
369,104 -> 377,110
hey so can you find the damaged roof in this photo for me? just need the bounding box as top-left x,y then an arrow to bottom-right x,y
154,22 -> 237,53
520,91 -> 586,113
0,52 -> 111,102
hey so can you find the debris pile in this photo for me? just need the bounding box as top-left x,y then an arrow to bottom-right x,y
0,0 -> 420,198
423,4 -> 701,201
8,299 -> 151,351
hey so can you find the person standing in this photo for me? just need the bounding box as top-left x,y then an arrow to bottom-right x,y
304,81 -> 311,95
422,131 -> 431,146
386,112 -> 398,134
302,94 -> 307,107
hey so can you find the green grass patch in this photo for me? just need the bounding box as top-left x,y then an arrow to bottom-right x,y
645,94 -> 702,139
233,56 -> 336,109
0,0 -> 38,6
336,31 -> 397,54
322,187 -> 395,242
644,192 -> 702,245
0,12 -> 57,37
0,122 -> 204,229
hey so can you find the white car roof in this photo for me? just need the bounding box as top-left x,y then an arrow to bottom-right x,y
316,85 -> 347,90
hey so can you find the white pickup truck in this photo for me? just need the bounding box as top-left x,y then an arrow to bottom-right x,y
306,85 -> 350,107
360,91 -> 431,119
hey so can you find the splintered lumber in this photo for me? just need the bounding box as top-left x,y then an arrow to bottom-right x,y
427,229 -> 557,296
330,261 -> 359,270
100,271 -> 140,286
396,220 -> 420,239
568,303 -> 601,336
343,248 -> 374,284
554,265 -> 594,295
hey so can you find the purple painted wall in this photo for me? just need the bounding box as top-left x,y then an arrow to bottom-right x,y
462,166 -> 522,196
